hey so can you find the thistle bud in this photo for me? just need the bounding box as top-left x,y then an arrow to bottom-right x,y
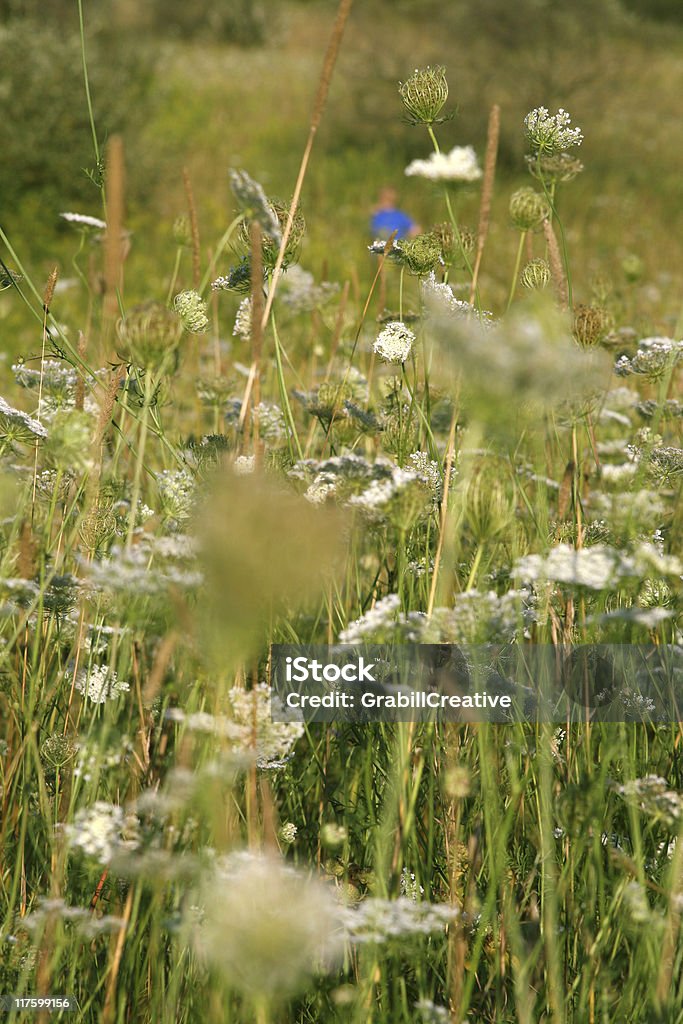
520,258 -> 551,290
173,290 -> 210,334
398,65 -> 449,125
509,187 -> 551,232
573,304 -> 613,349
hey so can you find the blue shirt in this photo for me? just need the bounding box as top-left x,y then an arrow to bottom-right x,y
370,208 -> 415,240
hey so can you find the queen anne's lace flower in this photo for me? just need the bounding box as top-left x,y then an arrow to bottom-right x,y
73,665 -> 130,704
524,107 -> 583,155
373,321 -> 415,364
64,802 -> 140,863
405,146 -> 482,183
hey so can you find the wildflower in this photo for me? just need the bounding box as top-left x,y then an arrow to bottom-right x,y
228,168 -> 282,243
192,851 -> 343,999
347,464 -> 432,526
280,265 -> 339,313
40,734 -> 78,770
340,594 -> 426,644
23,899 -> 128,939
156,468 -> 196,521
233,295 -> 252,341
59,211 -> 107,231
521,258 -> 551,290
211,256 -> 253,294
415,999 -> 449,1024
509,187 -> 551,231
340,896 -> 460,944
420,271 -> 483,320
398,65 -> 449,125
173,290 -> 209,333
524,106 -> 583,155
278,822 -> 298,844
233,454 -> 255,475
64,801 -> 140,863
321,823 -> 348,848
614,776 -> 683,829
400,868 -> 425,901
72,664 -> 130,704
373,321 -> 415,364
166,684 -> 304,768
615,336 -> 683,381
0,395 -> 48,447
405,145 -> 482,183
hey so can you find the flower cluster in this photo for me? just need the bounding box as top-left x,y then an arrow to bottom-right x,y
373,321 -> 415,364
524,107 -> 583,155
64,802 -> 140,863
615,337 -> 683,381
405,146 -> 482,183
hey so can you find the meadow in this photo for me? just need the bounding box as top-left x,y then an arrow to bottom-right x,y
1,2 -> 683,1022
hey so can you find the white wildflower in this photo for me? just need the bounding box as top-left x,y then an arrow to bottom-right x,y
233,454 -> 255,475
0,395 -> 48,443
166,683 -> 304,769
614,776 -> 683,828
373,321 -> 415,364
59,211 -> 107,230
64,802 -> 140,863
156,468 -> 196,520
524,107 -> 583,155
340,594 -> 426,644
232,296 -> 252,341
615,337 -> 683,381
278,822 -> 298,844
405,145 -> 482,183
400,868 -> 424,901
192,851 -> 342,998
340,896 -> 460,944
72,664 -> 130,704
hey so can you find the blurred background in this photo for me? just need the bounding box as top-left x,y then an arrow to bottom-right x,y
1,0 -> 682,340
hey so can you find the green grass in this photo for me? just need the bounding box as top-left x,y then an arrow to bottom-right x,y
0,4 -> 683,1022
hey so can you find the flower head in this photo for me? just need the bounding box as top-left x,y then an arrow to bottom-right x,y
398,65 -> 449,125
373,321 -> 415,364
229,169 -> 282,243
524,107 -> 583,156
405,146 -> 482,183
173,290 -> 209,334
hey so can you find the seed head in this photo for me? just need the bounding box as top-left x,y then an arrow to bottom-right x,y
509,187 -> 551,232
398,65 -> 449,125
521,258 -> 551,290
573,304 -> 614,348
173,290 -> 209,334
